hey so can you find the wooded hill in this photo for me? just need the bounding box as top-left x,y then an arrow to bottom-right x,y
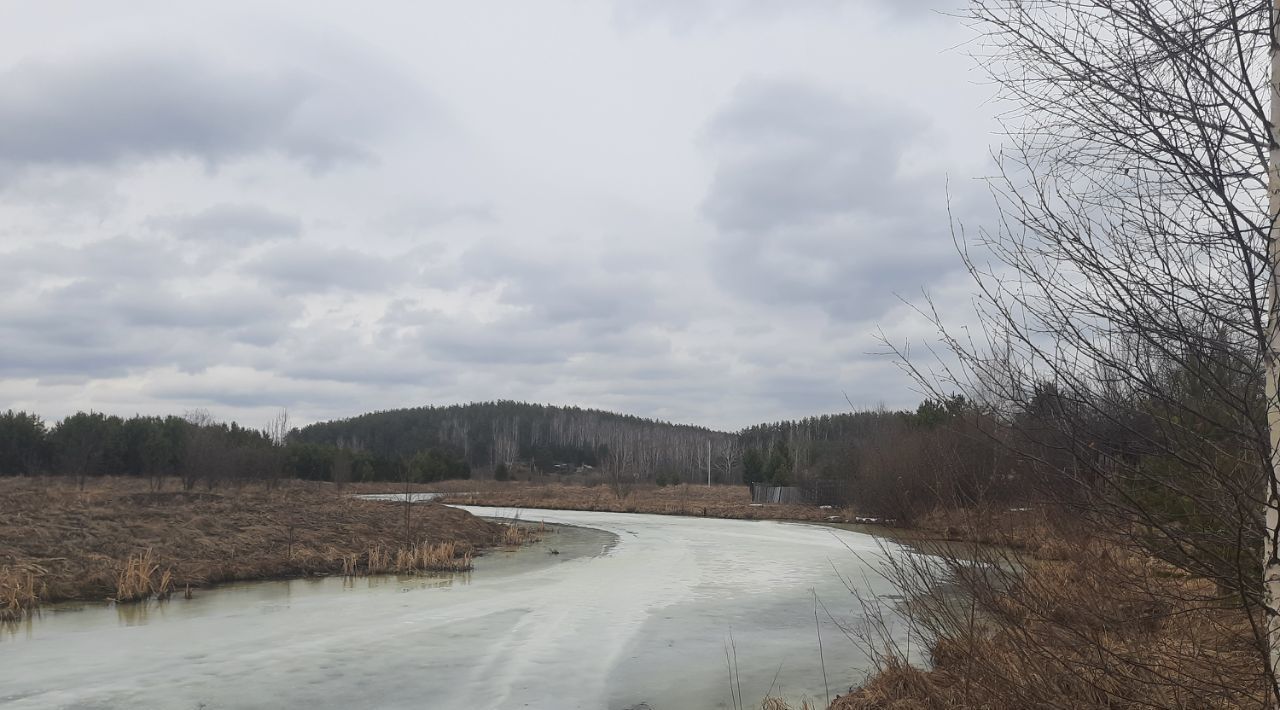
292,401 -> 739,483
1,399 -> 965,491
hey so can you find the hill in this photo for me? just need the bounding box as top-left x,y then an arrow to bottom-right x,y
293,400 -> 739,483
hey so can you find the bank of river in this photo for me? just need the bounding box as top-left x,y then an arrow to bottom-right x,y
2,508 -> 924,710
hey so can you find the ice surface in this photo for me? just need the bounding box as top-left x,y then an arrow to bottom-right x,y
0,507 -> 916,710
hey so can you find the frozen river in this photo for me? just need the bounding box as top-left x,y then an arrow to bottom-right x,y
1,507 -> 918,709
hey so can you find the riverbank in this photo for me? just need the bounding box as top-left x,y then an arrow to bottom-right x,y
0,477 -> 507,618
826,507 -> 1264,709
421,480 -> 850,522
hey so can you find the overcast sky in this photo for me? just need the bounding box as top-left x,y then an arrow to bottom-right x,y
0,0 -> 998,431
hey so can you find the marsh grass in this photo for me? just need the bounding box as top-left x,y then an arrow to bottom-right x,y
829,511 -> 1267,709
501,518 -> 543,546
2,477 -> 503,609
0,567 -> 41,622
113,549 -> 174,603
363,541 -> 473,575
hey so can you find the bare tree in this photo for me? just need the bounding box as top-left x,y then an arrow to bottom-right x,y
877,0 -> 1280,704
263,409 -> 289,447
603,440 -> 636,500
714,438 -> 741,485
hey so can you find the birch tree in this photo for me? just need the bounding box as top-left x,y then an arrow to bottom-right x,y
896,0 -> 1280,701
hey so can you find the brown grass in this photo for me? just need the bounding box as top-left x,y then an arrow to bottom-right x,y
829,511 -> 1266,709
113,548 -> 174,602
361,541 -> 473,574
0,476 -> 506,613
424,480 -> 846,522
0,567 -> 42,622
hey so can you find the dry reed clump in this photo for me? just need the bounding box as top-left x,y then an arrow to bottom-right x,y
362,541 -> 473,575
113,548 -> 175,603
1,567 -> 43,622
834,517 -> 1267,710
501,520 -> 543,546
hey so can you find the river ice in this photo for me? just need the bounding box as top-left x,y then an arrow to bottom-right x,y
1,507 -> 918,709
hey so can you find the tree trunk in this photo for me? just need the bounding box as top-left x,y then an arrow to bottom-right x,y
1268,0 -> 1280,693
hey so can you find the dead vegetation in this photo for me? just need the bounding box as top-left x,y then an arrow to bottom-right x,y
426,480 -> 844,522
0,476 -> 505,616
113,548 -> 174,602
362,541 -> 473,574
1,567 -> 41,622
828,509 -> 1267,709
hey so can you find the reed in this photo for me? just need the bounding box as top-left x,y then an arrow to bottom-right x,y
363,541 -> 473,575
502,522 -> 540,546
113,549 -> 175,603
0,567 -> 40,622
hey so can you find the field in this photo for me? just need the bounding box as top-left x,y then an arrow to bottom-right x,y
422,479 -> 849,522
0,477 -> 506,618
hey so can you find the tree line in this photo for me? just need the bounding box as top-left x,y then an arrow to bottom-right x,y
292,400 -> 740,484
0,409 -> 471,488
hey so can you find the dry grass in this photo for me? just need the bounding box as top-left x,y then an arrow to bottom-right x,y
362,541 -> 473,574
425,480 -> 845,522
113,548 -> 174,602
0,567 -> 42,622
500,517 -> 545,546
0,476 -> 506,613
829,511 -> 1267,709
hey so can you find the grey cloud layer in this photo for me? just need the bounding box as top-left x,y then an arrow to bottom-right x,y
0,2 -> 988,428
0,49 -> 418,174
147,204 -> 302,244
702,79 -> 961,321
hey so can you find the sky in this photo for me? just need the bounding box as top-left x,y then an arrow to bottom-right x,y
0,0 -> 999,431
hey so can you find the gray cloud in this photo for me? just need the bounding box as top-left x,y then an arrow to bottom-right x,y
147,204 -> 301,244
382,300 -> 671,369
144,376 -> 362,411
613,0 -> 940,30
0,279 -> 300,379
702,80 -> 925,231
0,49 -> 410,173
246,245 -> 413,294
377,202 -> 496,237
4,236 -> 194,283
0,3 -> 986,428
702,79 -> 960,320
458,245 -> 684,335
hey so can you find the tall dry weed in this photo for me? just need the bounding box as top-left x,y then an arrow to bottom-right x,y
114,549 -> 175,603
363,542 -> 472,574
0,567 -> 41,621
834,513 -> 1267,709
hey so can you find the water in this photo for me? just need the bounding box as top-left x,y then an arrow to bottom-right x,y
1,507 -> 919,710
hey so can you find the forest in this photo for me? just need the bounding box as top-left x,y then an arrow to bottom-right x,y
0,393 -> 1047,521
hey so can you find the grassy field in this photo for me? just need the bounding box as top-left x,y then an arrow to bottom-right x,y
0,477 -> 508,619
424,479 -> 850,522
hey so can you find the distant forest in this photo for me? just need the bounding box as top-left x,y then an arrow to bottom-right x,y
0,396 -> 1014,516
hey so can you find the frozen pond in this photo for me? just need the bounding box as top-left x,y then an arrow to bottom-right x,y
1,507 -> 919,709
